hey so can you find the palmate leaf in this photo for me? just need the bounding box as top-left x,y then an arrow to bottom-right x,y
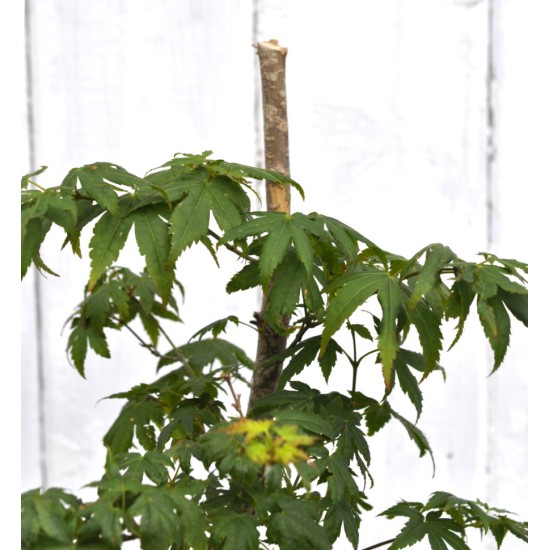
66,321 -> 110,377
472,264 -> 527,298
275,409 -> 336,439
500,289 -> 528,326
477,295 -> 511,372
321,268 -> 406,390
210,510 -> 259,550
190,315 -> 241,341
75,166 -> 121,217
377,274 -> 404,388
323,498 -> 361,549
405,243 -> 457,311
278,336 -> 322,388
383,502 -> 470,550
103,398 -> 164,454
133,205 -> 174,305
324,452 -> 360,502
321,269 -> 387,353
21,488 -> 81,547
21,217 -> 52,278
168,489 -> 209,550
364,400 -> 392,435
88,197 -> 136,290
157,338 -> 253,371
167,172 -> 250,265
391,407 -> 435,473
265,255 -> 308,329
226,261 -> 261,293
82,499 -> 124,548
260,216 -> 293,282
424,492 -> 492,531
118,451 -> 173,485
445,279 -> 476,350
405,294 -> 443,379
363,401 -> 434,469
21,165 -> 48,188
128,487 -> 180,550
168,181 -> 211,262
394,351 -> 424,420
266,498 -> 331,550
212,160 -> 305,199
323,267 -> 444,390
220,212 -> 321,282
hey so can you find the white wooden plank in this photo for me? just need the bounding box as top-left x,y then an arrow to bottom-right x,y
24,0 -> 257,491
2,0 -> 44,494
486,1 -> 532,545
255,1 -> 495,547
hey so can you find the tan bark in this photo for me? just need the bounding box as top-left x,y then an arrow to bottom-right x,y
247,40 -> 291,414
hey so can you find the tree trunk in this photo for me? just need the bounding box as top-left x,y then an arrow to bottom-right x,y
247,40 -> 291,414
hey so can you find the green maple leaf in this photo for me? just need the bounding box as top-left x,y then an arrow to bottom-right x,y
364,400 -> 392,435
477,295 -> 511,372
266,498 -> 331,550
277,336 -> 322,388
226,261 -> 261,293
168,489 -> 208,550
265,255 -> 308,329
167,170 -> 250,264
390,407 -> 434,472
323,500 -> 360,549
66,320 -> 110,377
392,349 -> 445,420
21,217 -> 53,278
133,205 -> 175,305
321,268 -> 405,389
118,451 -> 173,485
21,489 -> 81,546
220,212 -> 324,282
210,510 -> 259,550
157,337 -> 253,371
210,159 -> 305,199
274,409 -> 336,439
74,165 -> 121,217
128,487 -> 180,550
88,198 -> 135,290
103,398 -> 164,454
404,243 -> 456,311
82,499 -> 124,548
384,503 -> 469,550
21,165 -> 48,188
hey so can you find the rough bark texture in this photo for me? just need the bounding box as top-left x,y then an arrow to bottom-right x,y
247,40 -> 291,415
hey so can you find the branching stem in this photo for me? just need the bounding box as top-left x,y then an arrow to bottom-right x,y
208,229 -> 257,262
361,538 -> 396,550
27,179 -> 46,191
222,373 -> 244,418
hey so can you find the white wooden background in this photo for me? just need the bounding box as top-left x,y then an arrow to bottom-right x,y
18,1 -> 531,548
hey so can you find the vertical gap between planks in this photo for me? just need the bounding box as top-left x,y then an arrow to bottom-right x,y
485,0 -> 496,251
25,0 -> 49,488
252,0 -> 264,310
484,0 -> 496,509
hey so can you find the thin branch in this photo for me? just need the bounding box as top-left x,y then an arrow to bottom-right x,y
361,538 -> 396,550
121,322 -> 162,357
26,179 -> 46,191
222,373 -> 244,418
208,229 -> 257,263
157,324 -> 197,379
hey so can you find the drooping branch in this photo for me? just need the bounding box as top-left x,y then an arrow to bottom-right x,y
247,40 -> 291,414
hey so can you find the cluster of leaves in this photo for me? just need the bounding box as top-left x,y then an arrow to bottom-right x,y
21,153 -> 528,549
381,492 -> 528,549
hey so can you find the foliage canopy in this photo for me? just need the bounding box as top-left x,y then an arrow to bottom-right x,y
21,152 -> 528,549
